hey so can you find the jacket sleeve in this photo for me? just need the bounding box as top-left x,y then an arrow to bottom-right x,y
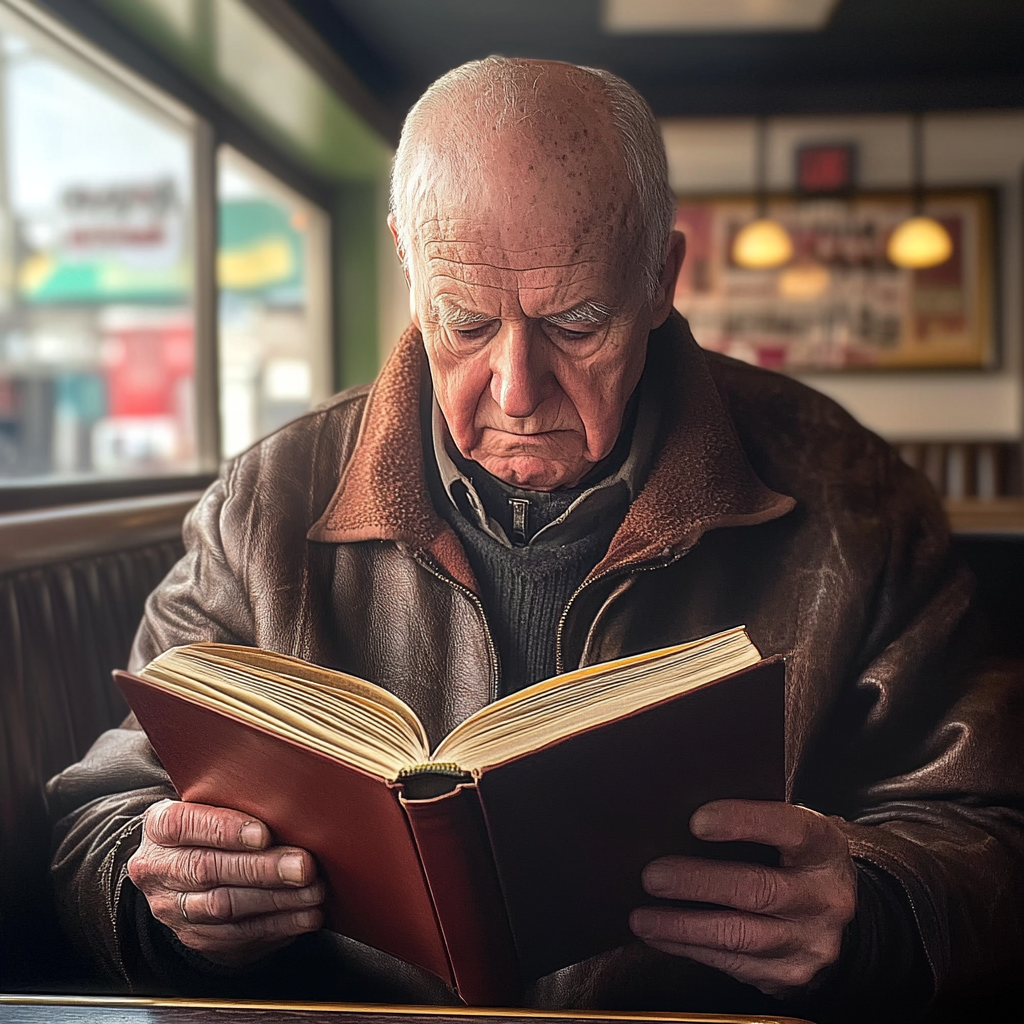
46,468 -> 258,992
780,442 -> 1023,1016
129,465 -> 257,669
825,541 -> 1024,1012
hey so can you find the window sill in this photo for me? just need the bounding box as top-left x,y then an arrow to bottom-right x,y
0,474 -> 216,515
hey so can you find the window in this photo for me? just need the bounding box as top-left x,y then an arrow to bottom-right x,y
217,147 -> 331,460
0,1 -> 335,498
0,1 -> 199,483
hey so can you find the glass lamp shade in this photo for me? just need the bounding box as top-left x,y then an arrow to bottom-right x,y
886,216 -> 953,269
732,218 -> 794,269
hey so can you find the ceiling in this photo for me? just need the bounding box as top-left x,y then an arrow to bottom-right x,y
284,0 -> 1024,131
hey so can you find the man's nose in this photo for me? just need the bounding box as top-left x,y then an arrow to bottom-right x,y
489,322 -> 550,419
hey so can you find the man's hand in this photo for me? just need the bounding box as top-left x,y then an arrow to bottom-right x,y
126,800 -> 325,967
629,799 -> 856,997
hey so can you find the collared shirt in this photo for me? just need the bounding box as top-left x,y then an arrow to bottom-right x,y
431,369 -> 659,548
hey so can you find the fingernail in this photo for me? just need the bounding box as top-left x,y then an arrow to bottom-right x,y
629,909 -> 653,938
294,909 -> 321,929
643,862 -> 674,894
690,806 -> 715,838
239,821 -> 265,848
279,853 -> 306,884
298,886 -> 321,905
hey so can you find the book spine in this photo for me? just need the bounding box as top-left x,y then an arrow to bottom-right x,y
399,782 -> 519,1006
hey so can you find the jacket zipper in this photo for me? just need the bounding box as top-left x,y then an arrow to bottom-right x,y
105,814 -> 145,988
411,549 -> 501,704
555,549 -> 688,675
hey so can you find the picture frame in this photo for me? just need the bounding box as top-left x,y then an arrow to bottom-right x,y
673,189 -> 996,371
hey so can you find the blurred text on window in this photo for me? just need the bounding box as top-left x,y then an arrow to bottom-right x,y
0,1 -> 198,483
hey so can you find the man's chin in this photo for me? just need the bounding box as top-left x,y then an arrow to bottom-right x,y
475,454 -> 587,492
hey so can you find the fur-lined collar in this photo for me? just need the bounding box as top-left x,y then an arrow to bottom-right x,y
308,312 -> 794,594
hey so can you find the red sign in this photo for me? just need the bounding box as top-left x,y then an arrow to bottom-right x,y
102,321 -> 194,417
796,144 -> 857,194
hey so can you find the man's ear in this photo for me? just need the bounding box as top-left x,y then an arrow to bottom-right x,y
650,230 -> 686,328
388,213 -> 421,328
387,213 -> 411,286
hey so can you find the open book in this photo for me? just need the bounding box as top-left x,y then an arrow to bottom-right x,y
117,626 -> 785,1005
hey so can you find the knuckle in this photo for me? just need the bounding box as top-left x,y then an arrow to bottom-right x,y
718,915 -> 753,953
838,887 -> 857,924
157,802 -> 241,850
201,808 -> 231,848
181,804 -> 213,846
205,887 -> 235,922
270,889 -> 293,912
831,820 -> 852,856
779,959 -> 818,989
126,850 -> 148,887
793,813 -> 817,852
309,882 -> 327,906
811,926 -> 844,968
144,800 -> 178,844
746,865 -> 779,913
126,846 -> 169,893
181,846 -> 216,888
236,854 -> 266,887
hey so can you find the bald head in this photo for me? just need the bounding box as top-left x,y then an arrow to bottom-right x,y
390,58 -> 676,302
388,58 -> 685,492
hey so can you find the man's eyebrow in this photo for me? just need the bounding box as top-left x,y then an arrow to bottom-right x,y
429,298 -> 616,328
429,300 -> 493,328
545,300 -> 615,325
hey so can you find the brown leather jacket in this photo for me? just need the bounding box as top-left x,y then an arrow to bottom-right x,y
47,314 -> 1024,1019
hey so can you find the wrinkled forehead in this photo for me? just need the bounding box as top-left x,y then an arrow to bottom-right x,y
403,79 -> 637,259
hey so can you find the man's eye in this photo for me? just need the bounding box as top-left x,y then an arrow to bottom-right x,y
543,321 -> 606,357
548,323 -> 597,344
448,322 -> 497,349
455,325 -> 492,340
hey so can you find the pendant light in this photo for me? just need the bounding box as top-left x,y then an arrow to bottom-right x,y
732,117 -> 793,270
887,113 -> 952,270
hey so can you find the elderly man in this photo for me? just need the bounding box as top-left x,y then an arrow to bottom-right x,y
49,58 -> 1023,1021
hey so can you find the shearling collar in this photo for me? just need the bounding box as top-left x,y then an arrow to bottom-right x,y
308,312 -> 795,594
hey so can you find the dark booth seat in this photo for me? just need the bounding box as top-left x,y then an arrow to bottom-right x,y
0,493 -> 198,991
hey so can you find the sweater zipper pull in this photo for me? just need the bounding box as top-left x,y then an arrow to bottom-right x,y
509,498 -> 529,545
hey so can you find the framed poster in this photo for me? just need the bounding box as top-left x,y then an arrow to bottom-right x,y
673,189 -> 995,371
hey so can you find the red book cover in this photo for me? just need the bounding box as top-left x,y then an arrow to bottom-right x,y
117,655 -> 784,1005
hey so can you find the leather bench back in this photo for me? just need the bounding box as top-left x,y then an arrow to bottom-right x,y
0,494 -> 198,990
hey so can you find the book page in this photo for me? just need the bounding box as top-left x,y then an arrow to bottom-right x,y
192,645 -> 427,741
139,644 -> 430,778
138,629 -> 760,782
434,627 -> 760,772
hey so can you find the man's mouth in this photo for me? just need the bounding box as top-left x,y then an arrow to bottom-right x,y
484,429 -> 568,448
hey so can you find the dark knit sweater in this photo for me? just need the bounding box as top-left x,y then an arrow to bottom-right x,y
428,420 -> 636,695
442,490 -> 624,693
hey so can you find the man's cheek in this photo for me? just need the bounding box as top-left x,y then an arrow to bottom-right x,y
433,364 -> 490,452
560,373 -> 630,453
